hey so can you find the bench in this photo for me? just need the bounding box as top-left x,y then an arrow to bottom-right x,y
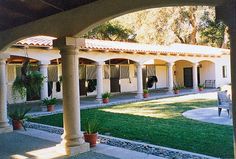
217,91 -> 232,118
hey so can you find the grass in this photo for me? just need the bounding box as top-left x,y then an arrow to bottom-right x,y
29,97 -> 233,158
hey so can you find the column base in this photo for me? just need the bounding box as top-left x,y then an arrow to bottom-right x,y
135,93 -> 143,99
57,142 -> 90,156
0,125 -> 13,134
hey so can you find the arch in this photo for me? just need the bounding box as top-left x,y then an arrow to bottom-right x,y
103,57 -> 138,63
198,60 -> 216,86
173,59 -> 196,64
0,0 -> 228,51
197,59 -> 215,64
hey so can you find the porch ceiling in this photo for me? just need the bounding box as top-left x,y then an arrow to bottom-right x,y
0,0 -> 97,32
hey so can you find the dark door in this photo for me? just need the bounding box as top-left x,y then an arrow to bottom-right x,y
184,67 -> 193,88
197,67 -> 200,85
110,65 -> 120,92
80,79 -> 87,96
142,66 -> 147,89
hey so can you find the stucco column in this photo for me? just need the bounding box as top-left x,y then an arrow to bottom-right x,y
0,57 -> 12,133
39,61 -> 50,100
136,62 -> 143,99
54,37 -> 89,156
96,61 -> 104,101
229,27 -> 236,156
167,62 -> 174,92
192,62 -> 198,90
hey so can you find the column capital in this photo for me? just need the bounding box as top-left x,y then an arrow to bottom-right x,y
0,53 -> 10,62
167,62 -> 175,67
96,61 -> 105,66
38,60 -> 50,65
53,37 -> 81,55
192,62 -> 199,66
136,62 -> 143,67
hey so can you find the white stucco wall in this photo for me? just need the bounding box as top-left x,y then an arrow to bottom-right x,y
214,55 -> 231,87
199,61 -> 215,85
175,61 -> 193,86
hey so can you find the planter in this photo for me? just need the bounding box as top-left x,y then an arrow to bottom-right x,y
174,90 -> 180,94
199,88 -> 203,91
12,120 -> 23,130
84,133 -> 97,147
102,98 -> 109,104
143,93 -> 149,98
47,105 -> 55,112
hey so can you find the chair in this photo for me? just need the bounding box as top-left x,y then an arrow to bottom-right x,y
217,91 -> 232,118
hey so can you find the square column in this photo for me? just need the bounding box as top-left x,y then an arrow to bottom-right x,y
54,37 -> 89,156
0,56 -> 13,133
167,62 -> 174,92
96,61 -> 104,101
229,27 -> 236,156
136,62 -> 143,99
39,61 -> 50,100
192,62 -> 199,90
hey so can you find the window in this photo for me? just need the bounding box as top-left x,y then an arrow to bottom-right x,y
120,65 -> 129,79
86,65 -> 96,80
222,66 -> 227,78
48,65 -> 58,82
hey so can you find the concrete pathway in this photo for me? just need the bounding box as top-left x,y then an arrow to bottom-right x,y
28,89 -> 218,117
183,107 -> 232,126
12,128 -> 164,159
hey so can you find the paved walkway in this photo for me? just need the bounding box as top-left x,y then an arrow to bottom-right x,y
183,107 -> 232,126
28,89 -> 218,117
2,129 -> 164,159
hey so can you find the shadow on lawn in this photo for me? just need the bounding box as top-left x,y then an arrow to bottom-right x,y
29,99 -> 233,158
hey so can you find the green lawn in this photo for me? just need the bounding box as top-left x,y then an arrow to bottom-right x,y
29,98 -> 233,158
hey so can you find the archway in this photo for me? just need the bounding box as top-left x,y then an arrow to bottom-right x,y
174,60 -> 195,88
198,60 -> 216,88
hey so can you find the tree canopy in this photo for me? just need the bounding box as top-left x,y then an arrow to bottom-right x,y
83,7 -> 229,48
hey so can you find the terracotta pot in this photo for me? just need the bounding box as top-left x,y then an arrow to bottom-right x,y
174,90 -> 180,94
12,120 -> 23,130
143,93 -> 149,98
84,133 -> 97,147
199,88 -> 203,91
102,98 -> 109,104
47,105 -> 55,112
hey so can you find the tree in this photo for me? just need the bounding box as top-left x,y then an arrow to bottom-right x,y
199,11 -> 229,48
83,22 -> 136,41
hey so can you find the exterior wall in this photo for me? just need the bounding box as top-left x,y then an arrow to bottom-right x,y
175,61 -> 193,86
156,65 -> 168,88
199,61 -> 215,85
5,47 -> 231,103
214,55 -> 231,87
120,64 -> 137,92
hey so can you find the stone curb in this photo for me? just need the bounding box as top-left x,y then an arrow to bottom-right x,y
24,122 -> 218,159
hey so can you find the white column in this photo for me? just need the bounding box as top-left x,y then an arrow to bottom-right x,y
39,61 -> 50,100
136,62 -> 143,99
167,62 -> 174,92
96,61 -> 104,101
0,57 -> 12,133
192,62 -> 199,90
54,37 -> 89,156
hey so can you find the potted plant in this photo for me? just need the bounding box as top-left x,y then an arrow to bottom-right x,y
83,118 -> 99,147
143,89 -> 149,98
42,97 -> 57,112
198,84 -> 204,91
173,86 -> 181,94
8,104 -> 31,130
12,70 -> 44,100
102,92 -> 111,104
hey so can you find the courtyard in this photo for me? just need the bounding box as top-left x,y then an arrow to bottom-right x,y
0,1 -> 235,159
27,92 -> 233,158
